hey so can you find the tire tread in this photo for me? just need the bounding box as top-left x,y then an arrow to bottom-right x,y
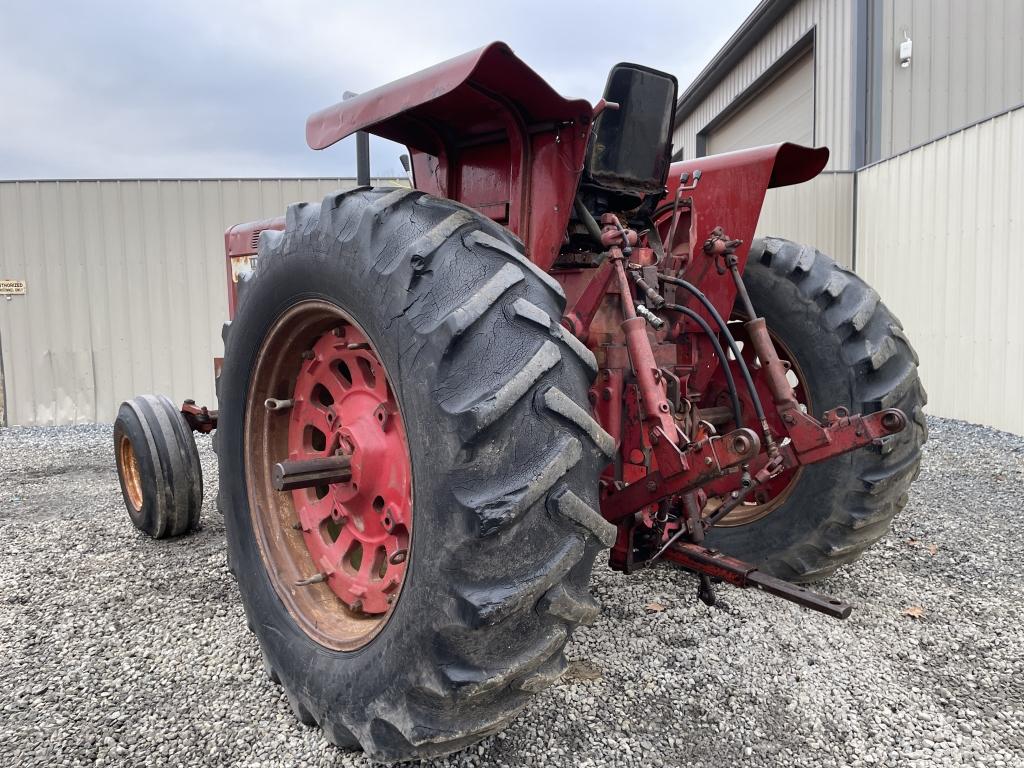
750,236 -> 927,582
223,186 -> 610,761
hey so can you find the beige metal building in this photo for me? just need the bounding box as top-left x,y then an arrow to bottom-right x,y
2,2 -> 1022,434
673,0 -> 1024,433
0,178 -> 404,427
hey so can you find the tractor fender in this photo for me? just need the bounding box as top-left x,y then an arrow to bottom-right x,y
305,41 -> 590,153
304,42 -> 593,271
653,143 -> 829,354
657,142 -> 829,269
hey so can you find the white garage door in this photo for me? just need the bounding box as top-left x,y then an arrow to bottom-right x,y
706,50 -> 814,154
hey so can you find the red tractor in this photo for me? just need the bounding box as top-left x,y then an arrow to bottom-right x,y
112,43 -> 925,761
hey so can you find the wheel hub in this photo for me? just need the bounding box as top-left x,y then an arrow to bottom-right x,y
244,300 -> 413,650
287,326 -> 412,615
118,435 -> 143,511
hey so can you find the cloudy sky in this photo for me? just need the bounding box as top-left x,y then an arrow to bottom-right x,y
0,0 -> 758,179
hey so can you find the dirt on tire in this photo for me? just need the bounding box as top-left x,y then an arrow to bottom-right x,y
215,187 -> 615,761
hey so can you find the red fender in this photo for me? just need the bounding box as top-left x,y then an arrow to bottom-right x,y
658,142 -> 829,265
306,42 -> 593,271
654,142 -> 829,392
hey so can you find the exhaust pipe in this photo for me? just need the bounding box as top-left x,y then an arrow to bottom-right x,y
343,91 -> 371,186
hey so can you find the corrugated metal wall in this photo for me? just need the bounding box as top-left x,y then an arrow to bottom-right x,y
668,0 -> 1024,434
753,109 -> 1024,435
0,178 -> 403,426
857,107 -> 1024,434
878,0 -> 1024,158
756,171 -> 855,267
4,105 -> 1022,434
673,0 -> 855,169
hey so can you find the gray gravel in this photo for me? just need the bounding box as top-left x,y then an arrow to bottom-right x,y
1,416 -> 1022,768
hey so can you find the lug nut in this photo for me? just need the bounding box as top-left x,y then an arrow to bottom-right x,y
389,549 -> 408,565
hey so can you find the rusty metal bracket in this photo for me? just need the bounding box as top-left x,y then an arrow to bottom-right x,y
180,400 -> 218,434
740,314 -> 908,464
562,259 -> 614,341
782,406 -> 907,464
601,427 -> 760,523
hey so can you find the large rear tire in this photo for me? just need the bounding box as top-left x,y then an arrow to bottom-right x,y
704,237 -> 927,582
216,188 -> 614,761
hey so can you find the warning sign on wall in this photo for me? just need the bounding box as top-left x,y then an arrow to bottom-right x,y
0,280 -> 26,295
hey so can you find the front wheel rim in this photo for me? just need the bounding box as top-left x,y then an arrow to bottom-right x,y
119,435 -> 144,512
244,300 -> 413,651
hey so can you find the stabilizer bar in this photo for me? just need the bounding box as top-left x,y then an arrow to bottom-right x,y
663,542 -> 852,619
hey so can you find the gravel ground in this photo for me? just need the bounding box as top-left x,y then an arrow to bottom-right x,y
1,416 -> 1022,768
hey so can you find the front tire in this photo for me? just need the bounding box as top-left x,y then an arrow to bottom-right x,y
113,394 -> 203,538
704,237 -> 928,582
217,188 -> 614,760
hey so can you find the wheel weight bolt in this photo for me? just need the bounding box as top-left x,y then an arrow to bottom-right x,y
389,549 -> 408,565
294,572 -> 327,587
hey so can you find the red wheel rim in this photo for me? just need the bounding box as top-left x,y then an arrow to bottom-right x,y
244,300 -> 413,650
287,325 -> 412,615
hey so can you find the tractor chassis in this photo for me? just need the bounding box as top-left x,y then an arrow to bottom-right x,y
173,220 -> 907,621
106,44 -> 928,760
174,388 -> 886,619
559,217 -> 907,617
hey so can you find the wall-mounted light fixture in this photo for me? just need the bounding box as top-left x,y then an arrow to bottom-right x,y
900,30 -> 913,68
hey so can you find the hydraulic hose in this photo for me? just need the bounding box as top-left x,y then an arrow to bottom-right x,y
664,303 -> 742,429
573,196 -> 604,246
658,274 -> 767,426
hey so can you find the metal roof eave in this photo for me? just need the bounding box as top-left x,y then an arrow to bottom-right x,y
675,0 -> 797,122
